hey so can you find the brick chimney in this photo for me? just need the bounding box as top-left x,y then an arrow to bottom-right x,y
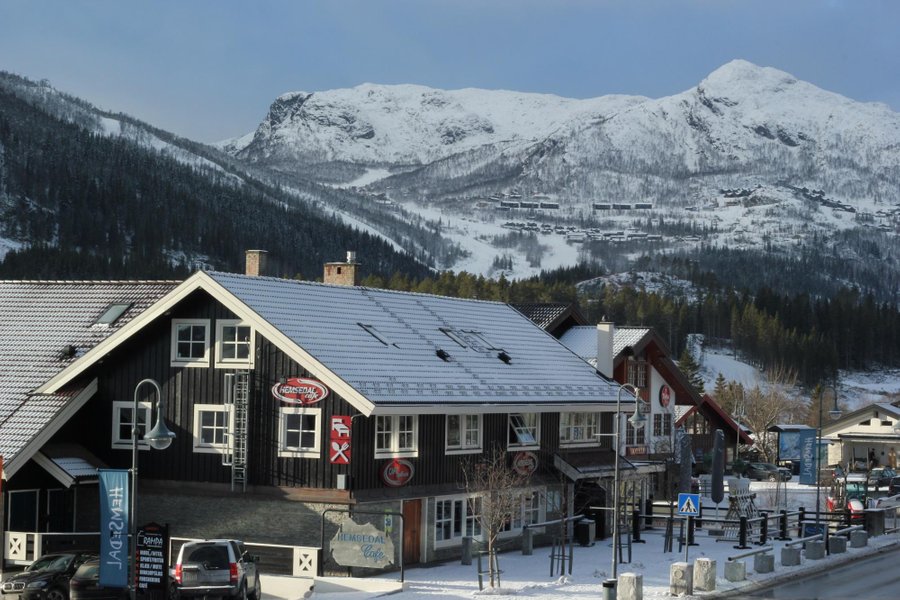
245,249 -> 268,277
324,251 -> 360,286
596,321 -> 615,378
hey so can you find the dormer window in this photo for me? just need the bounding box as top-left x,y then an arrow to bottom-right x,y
626,358 -> 648,388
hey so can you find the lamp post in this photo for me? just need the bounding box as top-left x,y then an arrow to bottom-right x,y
732,389 -> 745,473
130,379 -> 176,600
605,383 -> 647,598
815,384 -> 841,532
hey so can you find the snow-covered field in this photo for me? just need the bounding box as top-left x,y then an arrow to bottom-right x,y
257,480 -> 900,600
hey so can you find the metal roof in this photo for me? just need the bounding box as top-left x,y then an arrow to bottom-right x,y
558,325 -> 652,363
613,327 -> 651,356
207,272 -> 620,407
0,280 -> 179,464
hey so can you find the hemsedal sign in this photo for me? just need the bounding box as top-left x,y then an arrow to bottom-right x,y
272,377 -> 329,405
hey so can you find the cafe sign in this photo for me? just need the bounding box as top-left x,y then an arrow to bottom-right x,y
330,520 -> 394,569
272,377 -> 329,405
381,458 -> 414,487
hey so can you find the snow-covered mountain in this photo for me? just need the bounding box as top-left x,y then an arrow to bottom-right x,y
222,60 -> 900,291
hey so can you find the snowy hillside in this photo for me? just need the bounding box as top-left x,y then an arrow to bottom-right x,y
221,60 -> 900,286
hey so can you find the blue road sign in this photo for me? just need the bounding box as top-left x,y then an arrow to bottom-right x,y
678,492 -> 700,516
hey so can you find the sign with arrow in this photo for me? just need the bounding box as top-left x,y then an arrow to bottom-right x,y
677,492 -> 700,516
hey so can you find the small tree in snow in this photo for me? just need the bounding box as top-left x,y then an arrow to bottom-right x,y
460,445 -> 530,589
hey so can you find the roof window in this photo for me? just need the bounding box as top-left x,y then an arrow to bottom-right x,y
358,323 -> 391,346
95,303 -> 132,326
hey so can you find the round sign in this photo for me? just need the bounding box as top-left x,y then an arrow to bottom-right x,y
659,385 -> 671,408
382,458 -> 414,487
272,377 -> 329,405
512,451 -> 538,476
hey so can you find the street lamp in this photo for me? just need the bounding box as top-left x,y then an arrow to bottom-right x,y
605,382 -> 647,597
130,379 -> 176,600
815,384 -> 841,532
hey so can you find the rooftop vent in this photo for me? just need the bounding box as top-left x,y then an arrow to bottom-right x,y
61,345 -> 78,359
497,351 -> 512,364
436,349 -> 451,362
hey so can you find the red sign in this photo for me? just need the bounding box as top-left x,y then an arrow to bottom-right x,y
329,416 -> 351,465
659,385 -> 671,408
381,458 -> 414,487
512,451 -> 538,476
272,377 -> 329,405
626,445 -> 649,456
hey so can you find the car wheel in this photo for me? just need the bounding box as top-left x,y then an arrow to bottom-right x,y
46,587 -> 67,600
249,578 -> 261,600
237,583 -> 248,600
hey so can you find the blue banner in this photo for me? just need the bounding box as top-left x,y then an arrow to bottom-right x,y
799,429 -> 818,485
99,469 -> 129,588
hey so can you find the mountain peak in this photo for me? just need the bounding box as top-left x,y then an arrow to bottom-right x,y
700,60 -> 799,94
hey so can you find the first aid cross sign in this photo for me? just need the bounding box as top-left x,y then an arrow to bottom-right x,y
677,492 -> 700,516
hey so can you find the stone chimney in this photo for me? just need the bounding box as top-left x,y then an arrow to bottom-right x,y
596,321 -> 615,378
245,249 -> 268,277
324,251 -> 360,286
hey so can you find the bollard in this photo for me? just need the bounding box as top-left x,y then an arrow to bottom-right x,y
632,510 -> 644,543
850,530 -> 868,548
724,559 -> 746,582
693,558 -> 716,592
601,578 -> 616,600
735,516 -> 750,549
759,512 -> 768,545
753,552 -> 774,574
618,572 -> 642,600
687,515 -> 697,546
804,539 -> 825,560
797,507 -> 806,537
828,535 -> 847,554
645,497 -> 654,528
521,528 -> 533,556
865,509 -> 886,537
461,536 -> 473,565
778,509 -> 790,540
781,546 -> 801,566
670,562 -> 693,596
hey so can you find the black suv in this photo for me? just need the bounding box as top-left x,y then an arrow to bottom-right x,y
0,552 -> 96,600
173,540 -> 259,600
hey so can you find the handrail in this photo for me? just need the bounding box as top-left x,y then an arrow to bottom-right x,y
785,533 -> 823,548
728,545 -> 773,561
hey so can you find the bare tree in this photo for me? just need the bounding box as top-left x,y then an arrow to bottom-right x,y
460,445 -> 530,589
741,366 -> 805,462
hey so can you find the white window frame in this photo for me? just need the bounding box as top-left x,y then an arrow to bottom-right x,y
434,494 -> 484,548
215,320 -> 255,368
508,413 -> 540,450
170,319 -> 210,367
111,401 -> 151,450
559,412 -> 601,447
653,413 -> 673,438
501,489 -> 545,537
374,415 -> 418,458
278,406 -> 321,458
445,414 -> 483,454
192,404 -> 233,454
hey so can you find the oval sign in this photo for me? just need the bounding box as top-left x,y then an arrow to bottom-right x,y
272,377 -> 329,405
381,459 -> 414,487
659,385 -> 671,408
512,451 -> 538,476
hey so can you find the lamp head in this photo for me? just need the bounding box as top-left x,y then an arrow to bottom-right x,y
828,408 -> 842,421
629,401 -> 647,430
145,416 -> 176,450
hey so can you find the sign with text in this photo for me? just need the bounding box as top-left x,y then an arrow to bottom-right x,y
98,469 -> 129,588
136,522 -> 169,592
659,385 -> 672,408
330,416 -> 352,465
381,458 -> 414,487
330,520 -> 395,569
799,428 -> 818,485
272,377 -> 329,405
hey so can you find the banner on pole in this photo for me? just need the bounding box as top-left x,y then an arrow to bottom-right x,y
98,469 -> 130,588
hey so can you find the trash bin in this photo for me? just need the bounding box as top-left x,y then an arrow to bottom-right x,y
575,518 -> 596,546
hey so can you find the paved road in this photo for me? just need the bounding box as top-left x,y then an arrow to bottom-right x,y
745,546 -> 900,599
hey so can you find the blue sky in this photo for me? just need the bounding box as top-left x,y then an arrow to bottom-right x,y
1,0 -> 897,143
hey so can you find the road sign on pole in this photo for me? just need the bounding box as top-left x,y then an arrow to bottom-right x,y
678,493 -> 700,516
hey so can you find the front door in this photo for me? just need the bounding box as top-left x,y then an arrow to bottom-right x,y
402,499 -> 421,565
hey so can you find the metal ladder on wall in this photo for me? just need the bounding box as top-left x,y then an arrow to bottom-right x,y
222,371 -> 250,492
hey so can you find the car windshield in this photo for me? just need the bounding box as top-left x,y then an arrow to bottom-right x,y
28,554 -> 74,572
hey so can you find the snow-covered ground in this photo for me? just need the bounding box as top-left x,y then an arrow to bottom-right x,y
258,480 -> 900,600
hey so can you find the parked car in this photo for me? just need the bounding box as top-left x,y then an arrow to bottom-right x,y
867,467 -> 897,490
745,462 -> 791,481
68,558 -> 127,600
173,540 -> 260,600
0,552 -> 96,600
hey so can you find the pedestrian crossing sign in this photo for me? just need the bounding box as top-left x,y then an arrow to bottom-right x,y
678,492 -> 700,516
